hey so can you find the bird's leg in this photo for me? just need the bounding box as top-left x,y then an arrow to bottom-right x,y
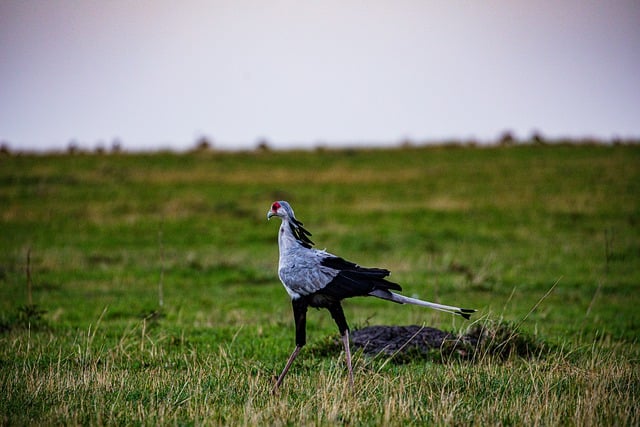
341,330 -> 354,388
272,298 -> 308,394
272,345 -> 301,394
328,303 -> 354,388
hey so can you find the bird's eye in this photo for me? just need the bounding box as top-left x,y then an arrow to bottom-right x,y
272,202 -> 280,211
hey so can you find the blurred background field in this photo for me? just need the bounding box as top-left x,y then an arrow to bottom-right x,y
1,143 -> 639,424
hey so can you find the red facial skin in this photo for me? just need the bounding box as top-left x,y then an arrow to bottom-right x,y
271,201 -> 281,215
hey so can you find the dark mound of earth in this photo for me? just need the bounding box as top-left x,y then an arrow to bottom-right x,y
335,323 -> 545,362
350,325 -> 477,361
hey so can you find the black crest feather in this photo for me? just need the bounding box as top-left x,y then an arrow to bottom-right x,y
290,219 -> 314,248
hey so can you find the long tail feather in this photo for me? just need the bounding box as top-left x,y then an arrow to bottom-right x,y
369,289 -> 476,319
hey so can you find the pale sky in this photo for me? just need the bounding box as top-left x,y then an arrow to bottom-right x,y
1,0 -> 639,151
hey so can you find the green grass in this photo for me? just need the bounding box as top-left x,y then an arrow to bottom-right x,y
1,143 -> 639,425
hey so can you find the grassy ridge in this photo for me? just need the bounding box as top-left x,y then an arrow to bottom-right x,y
1,144 -> 639,424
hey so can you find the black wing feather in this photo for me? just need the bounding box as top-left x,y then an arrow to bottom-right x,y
318,256 -> 402,299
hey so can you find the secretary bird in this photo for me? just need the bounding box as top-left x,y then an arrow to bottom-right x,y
267,201 -> 475,392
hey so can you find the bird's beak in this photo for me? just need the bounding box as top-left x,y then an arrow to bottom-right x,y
267,210 -> 276,220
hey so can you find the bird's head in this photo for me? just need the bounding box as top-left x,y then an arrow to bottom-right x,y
267,200 -> 293,221
267,201 -> 314,247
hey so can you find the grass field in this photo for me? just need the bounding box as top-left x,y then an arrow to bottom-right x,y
1,143 -> 639,425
